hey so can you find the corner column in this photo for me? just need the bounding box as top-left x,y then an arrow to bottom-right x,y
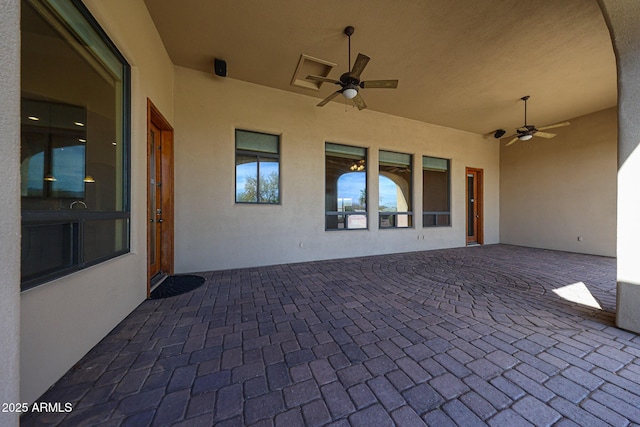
598,0 -> 640,332
0,0 -> 22,425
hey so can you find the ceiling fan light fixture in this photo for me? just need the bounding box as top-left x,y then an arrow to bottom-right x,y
343,85 -> 358,99
519,134 -> 533,141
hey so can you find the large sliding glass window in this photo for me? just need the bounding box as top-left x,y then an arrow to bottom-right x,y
422,156 -> 451,227
20,0 -> 130,290
379,150 -> 413,228
325,143 -> 367,230
235,130 -> 280,204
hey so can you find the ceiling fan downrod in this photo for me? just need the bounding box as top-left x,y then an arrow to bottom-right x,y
344,26 -> 354,72
522,95 -> 530,127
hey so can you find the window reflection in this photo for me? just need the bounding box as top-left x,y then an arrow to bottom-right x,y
20,0 -> 130,289
379,150 -> 412,228
326,143 -> 367,230
235,130 -> 280,204
21,99 -> 87,200
423,156 -> 451,227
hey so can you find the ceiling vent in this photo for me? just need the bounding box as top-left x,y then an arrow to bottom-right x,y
291,54 -> 336,90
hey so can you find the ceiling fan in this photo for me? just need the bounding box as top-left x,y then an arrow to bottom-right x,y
307,26 -> 398,110
505,96 -> 571,146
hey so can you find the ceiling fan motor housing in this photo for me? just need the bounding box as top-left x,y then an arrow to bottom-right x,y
340,72 -> 360,85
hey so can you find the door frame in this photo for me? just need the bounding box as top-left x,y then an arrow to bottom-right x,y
147,99 -> 174,295
466,167 -> 484,245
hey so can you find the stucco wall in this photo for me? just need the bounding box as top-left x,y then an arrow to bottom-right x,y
173,67 -> 500,274
500,107 -> 617,256
20,0 -> 174,403
0,0 -> 21,424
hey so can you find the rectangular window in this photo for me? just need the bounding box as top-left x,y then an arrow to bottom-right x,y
325,143 -> 367,230
235,130 -> 280,204
20,0 -> 130,290
379,150 -> 413,228
422,156 -> 451,227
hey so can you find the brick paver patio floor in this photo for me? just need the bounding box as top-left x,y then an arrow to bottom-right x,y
23,244 -> 640,426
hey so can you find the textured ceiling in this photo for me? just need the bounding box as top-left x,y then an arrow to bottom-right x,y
143,0 -> 617,135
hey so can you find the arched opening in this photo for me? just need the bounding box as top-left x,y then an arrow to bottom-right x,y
597,0 -> 640,333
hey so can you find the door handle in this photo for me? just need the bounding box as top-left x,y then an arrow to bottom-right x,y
158,219 -> 163,223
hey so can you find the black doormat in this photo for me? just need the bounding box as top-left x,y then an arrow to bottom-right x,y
149,275 -> 205,299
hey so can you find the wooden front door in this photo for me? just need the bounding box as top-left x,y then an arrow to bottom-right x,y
466,167 -> 483,245
148,121 -> 163,279
147,100 -> 174,295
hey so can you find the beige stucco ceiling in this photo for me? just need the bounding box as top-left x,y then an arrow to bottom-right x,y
143,0 -> 616,135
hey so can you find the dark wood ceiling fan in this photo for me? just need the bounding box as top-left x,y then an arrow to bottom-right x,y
505,96 -> 571,146
307,26 -> 399,110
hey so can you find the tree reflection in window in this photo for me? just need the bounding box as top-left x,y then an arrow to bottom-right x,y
236,169 -> 279,203
235,130 -> 280,204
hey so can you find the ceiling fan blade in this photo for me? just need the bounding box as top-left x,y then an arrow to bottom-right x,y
349,53 -> 370,79
537,121 -> 571,131
306,75 -> 341,85
505,137 -> 519,147
317,91 -> 341,107
533,131 -> 556,139
352,93 -> 367,110
360,80 -> 399,89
